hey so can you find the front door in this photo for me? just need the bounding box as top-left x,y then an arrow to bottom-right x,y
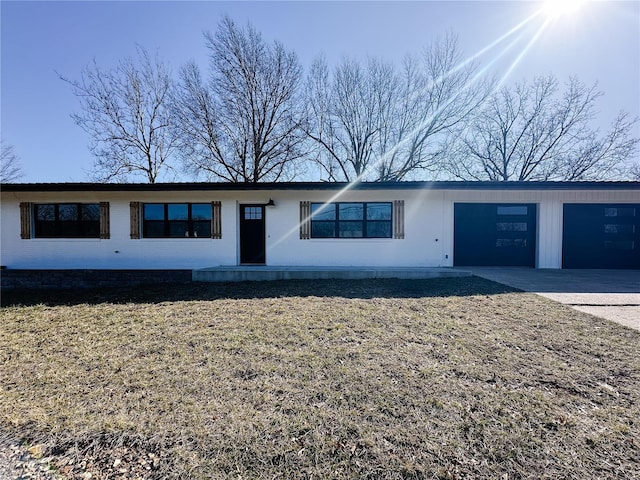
240,205 -> 266,264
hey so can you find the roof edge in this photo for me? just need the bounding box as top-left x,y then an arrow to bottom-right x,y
1,180 -> 639,193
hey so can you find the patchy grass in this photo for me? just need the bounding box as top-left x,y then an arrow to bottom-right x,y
1,277 -> 639,479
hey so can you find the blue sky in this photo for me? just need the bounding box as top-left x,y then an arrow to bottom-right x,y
2,0 -> 639,182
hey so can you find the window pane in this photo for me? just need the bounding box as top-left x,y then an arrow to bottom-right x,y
496,222 -> 527,232
144,221 -> 165,238
311,221 -> 335,238
59,222 -> 80,237
168,204 -> 188,220
367,222 -> 392,238
80,222 -> 100,238
367,203 -> 392,220
192,204 -> 211,221
604,224 -> 635,234
82,204 -> 100,221
243,206 -> 262,220
144,204 -> 165,221
605,207 -> 636,217
168,221 -> 189,237
339,203 -> 364,220
339,221 -> 363,238
58,204 -> 78,221
36,204 -> 55,221
497,206 -> 528,215
311,203 -> 336,221
604,240 -> 635,250
496,238 -> 527,247
35,222 -> 56,237
193,221 -> 211,238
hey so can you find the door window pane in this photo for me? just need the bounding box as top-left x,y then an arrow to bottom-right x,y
604,224 -> 635,234
244,207 -> 262,220
497,222 -> 528,232
497,206 -> 528,215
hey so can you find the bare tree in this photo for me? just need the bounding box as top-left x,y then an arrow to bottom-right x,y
0,141 -> 23,182
305,34 -> 487,181
172,16 -> 305,182
305,55 -> 395,181
61,46 -> 177,183
446,76 -> 639,181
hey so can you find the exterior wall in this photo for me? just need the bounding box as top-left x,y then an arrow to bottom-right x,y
263,189 -> 448,267
2,186 -> 639,270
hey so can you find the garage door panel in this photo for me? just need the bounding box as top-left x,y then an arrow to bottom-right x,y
454,203 -> 536,267
563,204 -> 640,269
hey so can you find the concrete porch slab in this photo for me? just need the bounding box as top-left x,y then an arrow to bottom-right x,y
192,266 -> 472,283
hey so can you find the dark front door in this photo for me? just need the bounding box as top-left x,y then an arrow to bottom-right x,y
240,205 -> 266,264
454,203 -> 537,267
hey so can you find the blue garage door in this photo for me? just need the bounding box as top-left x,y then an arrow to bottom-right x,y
454,203 -> 537,267
563,204 -> 640,269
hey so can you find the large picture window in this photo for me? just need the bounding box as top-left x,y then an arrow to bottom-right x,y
143,203 -> 211,238
34,203 -> 100,238
310,202 -> 392,238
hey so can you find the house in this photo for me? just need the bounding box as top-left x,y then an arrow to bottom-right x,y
1,181 -> 639,277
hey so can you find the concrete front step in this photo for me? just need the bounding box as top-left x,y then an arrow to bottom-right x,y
192,266 -> 472,282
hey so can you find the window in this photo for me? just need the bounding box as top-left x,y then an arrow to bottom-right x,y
310,202 -> 392,239
496,238 -> 528,247
497,206 -> 528,215
604,224 -> 635,234
143,203 -> 211,238
604,207 -> 636,217
604,240 -> 635,250
243,206 -> 263,220
33,203 -> 100,238
496,222 -> 528,232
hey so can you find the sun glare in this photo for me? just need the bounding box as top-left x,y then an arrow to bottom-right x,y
542,0 -> 588,19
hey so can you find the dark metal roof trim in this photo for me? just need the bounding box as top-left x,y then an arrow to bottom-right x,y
2,181 -> 639,193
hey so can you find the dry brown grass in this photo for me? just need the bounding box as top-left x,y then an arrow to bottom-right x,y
1,277 -> 639,479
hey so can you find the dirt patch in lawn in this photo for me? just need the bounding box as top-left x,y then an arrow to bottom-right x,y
1,277 -> 639,479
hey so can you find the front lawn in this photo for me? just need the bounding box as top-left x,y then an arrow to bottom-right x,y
1,278 -> 638,479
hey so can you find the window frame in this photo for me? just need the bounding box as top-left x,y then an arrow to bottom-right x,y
309,202 -> 393,239
33,203 -> 101,239
142,203 -> 212,239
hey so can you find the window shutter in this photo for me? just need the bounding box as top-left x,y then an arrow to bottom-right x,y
99,202 -> 110,239
19,202 -> 32,239
211,201 -> 222,239
300,201 -> 311,239
393,200 -> 405,239
130,202 -> 141,239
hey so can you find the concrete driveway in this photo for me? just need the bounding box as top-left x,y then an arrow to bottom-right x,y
467,267 -> 640,332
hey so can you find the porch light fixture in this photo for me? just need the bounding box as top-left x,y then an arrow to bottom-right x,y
265,198 -> 276,207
